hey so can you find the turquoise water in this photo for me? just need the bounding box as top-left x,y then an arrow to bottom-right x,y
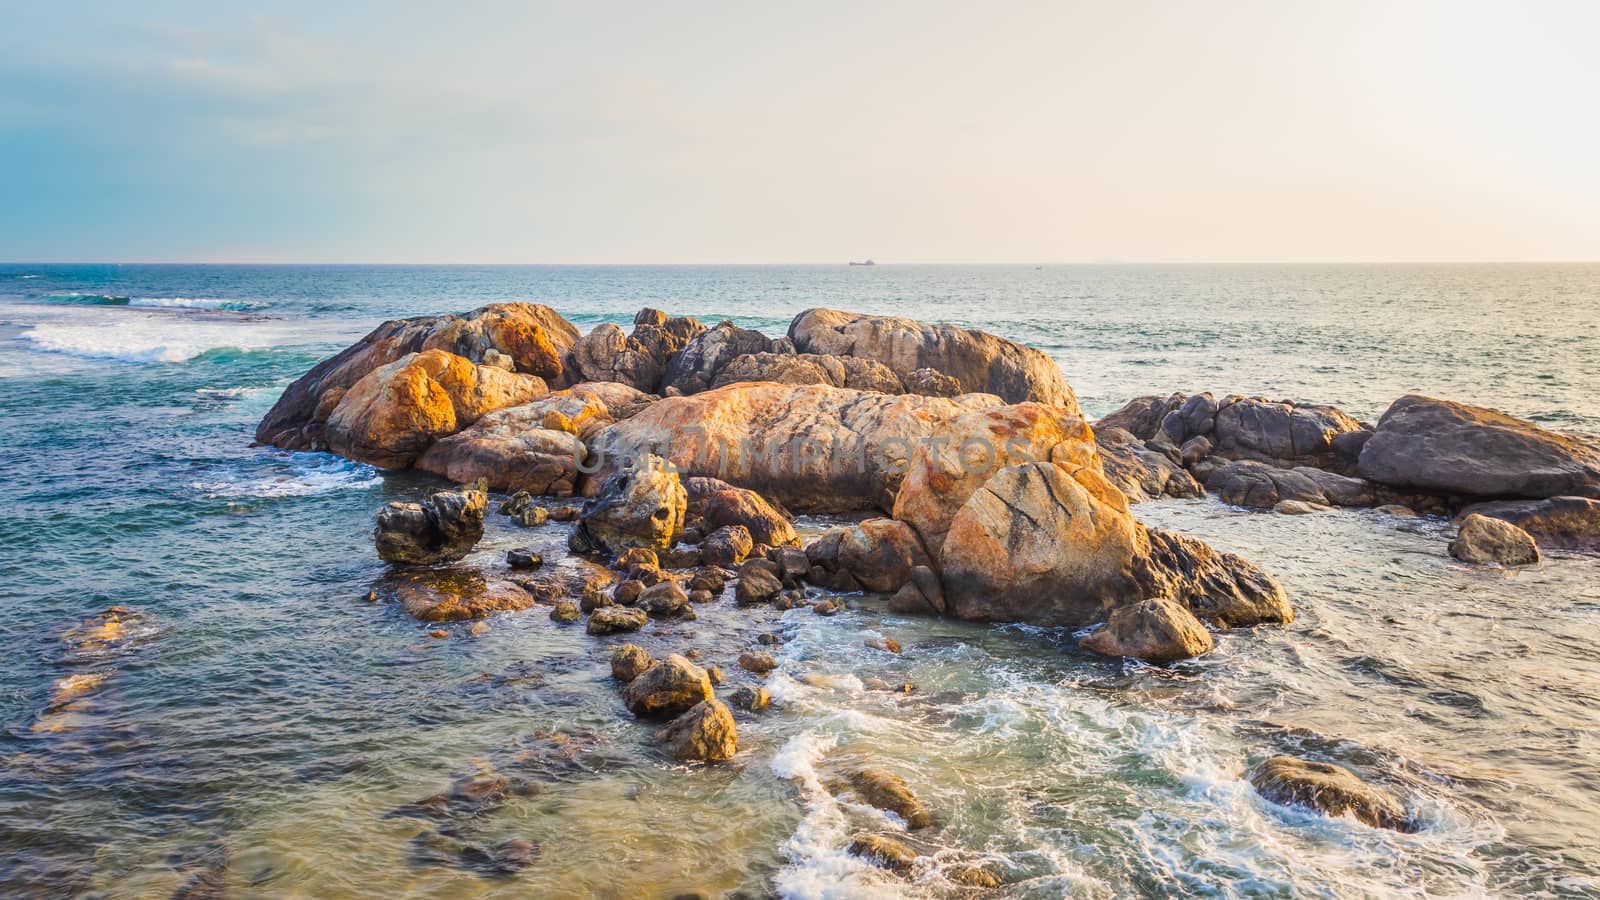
2,264 -> 1598,897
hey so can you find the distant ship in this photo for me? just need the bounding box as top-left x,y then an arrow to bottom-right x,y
848,259 -> 876,266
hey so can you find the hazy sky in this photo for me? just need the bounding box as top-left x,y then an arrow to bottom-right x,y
2,1 -> 1597,263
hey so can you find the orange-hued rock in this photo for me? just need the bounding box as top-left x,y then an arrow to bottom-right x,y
805,518 -> 932,593
891,403 -> 1095,556
788,308 -> 1079,411
1080,596 -> 1215,663
379,568 -> 536,622
256,303 -> 581,451
583,382 -> 1005,513
324,349 -> 548,468
576,456 -> 687,553
416,383 -> 654,494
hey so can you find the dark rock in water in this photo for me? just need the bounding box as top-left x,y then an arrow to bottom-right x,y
1097,429 -> 1204,503
412,829 -> 542,876
1359,394 -> 1600,499
1138,529 -> 1293,628
579,588 -> 613,613
701,525 -> 754,568
1096,393 -> 1185,439
948,864 -> 1003,888
661,545 -> 703,568
654,699 -> 738,761
660,320 -> 775,395
500,490 -> 534,516
888,564 -> 946,615
789,308 -> 1079,410
738,650 -> 778,674
375,489 -> 486,565
849,768 -> 933,829
730,685 -> 771,712
586,606 -> 647,635
848,833 -> 917,873
734,564 -> 783,605
506,547 -> 543,570
1460,495 -> 1600,552
255,303 -> 580,453
1206,460 -> 1374,510
805,518 -> 931,594
638,581 -> 691,618
701,488 -> 798,547
1248,755 -> 1413,831
391,771 -> 534,824
612,579 -> 645,606
549,600 -> 582,623
611,644 -> 654,682
812,599 -> 839,616
1449,513 -> 1541,565
1080,596 -> 1214,663
1208,395 -> 1367,471
513,505 -> 550,527
687,568 -> 728,596
578,456 -> 687,554
624,654 -> 713,719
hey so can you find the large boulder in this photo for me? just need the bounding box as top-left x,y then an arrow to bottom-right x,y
1080,596 -> 1214,664
576,456 -> 687,554
659,321 -> 775,395
805,518 -> 932,593
1248,756 -> 1413,831
891,403 -> 1093,555
1095,393 -> 1186,440
709,352 -> 905,394
654,699 -> 737,762
416,383 -> 652,494
1359,395 -> 1600,499
622,654 -> 713,719
573,314 -> 706,393
582,382 -> 1005,512
256,303 -> 580,451
374,489 -> 487,565
1206,460 -> 1375,510
700,488 -> 797,547
1459,495 -> 1600,553
788,308 -> 1078,411
324,350 -> 548,468
1204,395 -> 1368,472
939,462 -> 1290,633
1448,513 -> 1541,565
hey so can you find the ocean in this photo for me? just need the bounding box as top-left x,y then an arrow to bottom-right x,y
2,263 -> 1597,897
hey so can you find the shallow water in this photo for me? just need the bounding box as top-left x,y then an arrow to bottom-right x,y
2,264 -> 1598,897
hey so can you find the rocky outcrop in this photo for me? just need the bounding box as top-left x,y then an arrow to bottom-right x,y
374,489 -> 486,565
939,462 -> 1290,632
576,456 -> 686,554
573,313 -> 706,392
892,403 -> 1094,555
1359,395 -> 1600,499
659,321 -> 775,395
1096,431 -> 1204,504
789,308 -> 1078,411
709,351 -> 906,394
1460,495 -> 1600,553
623,654 -> 713,719
805,518 -> 932,593
1095,393 -> 1185,438
416,383 -> 653,494
654,699 -> 737,762
1248,756 -> 1413,831
699,488 -> 797,547
256,303 -> 580,452
1080,596 -> 1214,663
1206,460 -> 1375,510
583,382 -> 1005,513
324,350 -> 548,468
1098,392 -> 1369,473
1449,513 -> 1541,565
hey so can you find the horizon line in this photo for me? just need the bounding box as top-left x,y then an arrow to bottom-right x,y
5,259 -> 1600,267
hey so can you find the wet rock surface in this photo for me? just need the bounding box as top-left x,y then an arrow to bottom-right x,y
374,489 -> 487,565
1449,513 -> 1541,565
1248,756 -> 1413,831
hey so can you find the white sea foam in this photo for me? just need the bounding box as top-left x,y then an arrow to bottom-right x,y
19,320 -> 275,364
128,296 -> 255,310
770,732 -> 906,900
191,455 -> 382,499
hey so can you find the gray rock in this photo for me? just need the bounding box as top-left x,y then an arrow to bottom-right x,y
1449,513 -> 1540,565
1459,495 -> 1600,552
375,489 -> 486,565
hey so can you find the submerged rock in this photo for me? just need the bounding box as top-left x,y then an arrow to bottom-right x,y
1080,597 -> 1215,664
577,456 -> 687,553
375,489 -> 486,565
1359,394 -> 1600,499
654,699 -> 738,761
1248,756 -> 1413,831
789,308 -> 1079,410
586,606 -> 648,635
848,833 -> 918,873
256,303 -> 581,452
730,685 -> 771,712
382,568 -> 535,622
1449,513 -> 1541,565
1461,495 -> 1600,553
849,768 -> 933,829
623,654 -> 714,718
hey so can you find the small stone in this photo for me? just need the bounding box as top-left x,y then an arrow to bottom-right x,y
865,637 -> 901,654
506,547 -> 544,570
550,601 -> 581,623
688,589 -> 713,605
848,833 -> 917,872
738,650 -> 778,674
611,644 -> 654,682
615,547 -> 659,570
707,665 -> 726,685
579,588 -> 613,613
428,629 -> 450,638
513,506 -> 549,527
613,580 -> 645,606
689,568 -> 728,594
550,506 -> 580,522
812,600 -> 838,616
757,633 -> 781,646
587,606 -> 648,635
468,621 -> 490,637
730,685 -> 771,712
499,491 -> 533,516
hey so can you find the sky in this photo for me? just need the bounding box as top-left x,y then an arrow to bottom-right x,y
1,1 -> 1597,264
